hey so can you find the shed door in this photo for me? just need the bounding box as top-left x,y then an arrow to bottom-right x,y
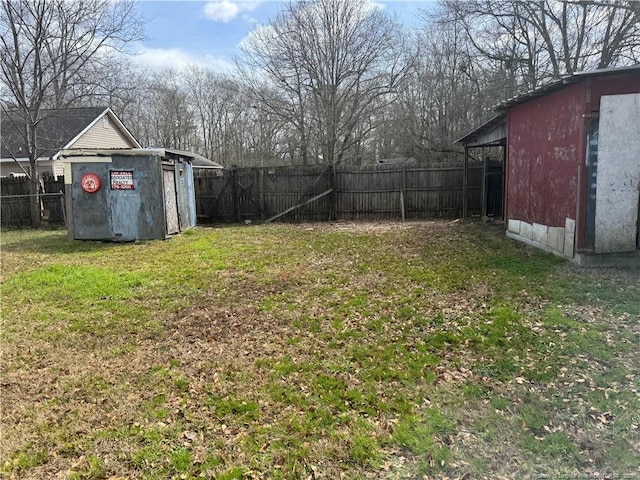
594,94 -> 640,253
163,167 -> 180,235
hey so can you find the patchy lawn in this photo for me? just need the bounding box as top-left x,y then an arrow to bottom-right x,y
1,221 -> 638,479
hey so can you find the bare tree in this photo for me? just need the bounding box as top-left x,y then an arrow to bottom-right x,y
375,12 -> 495,162
0,0 -> 144,226
86,66 -> 152,140
245,89 -> 288,167
381,0 -> 640,165
239,0 -> 415,165
443,0 -> 640,90
139,70 -> 198,151
184,67 -> 255,166
238,21 -> 315,165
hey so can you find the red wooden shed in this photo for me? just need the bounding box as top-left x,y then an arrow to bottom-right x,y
461,65 -> 640,266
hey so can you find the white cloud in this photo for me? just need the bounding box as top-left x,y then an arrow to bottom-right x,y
203,0 -> 262,23
203,0 -> 239,22
133,46 -> 235,73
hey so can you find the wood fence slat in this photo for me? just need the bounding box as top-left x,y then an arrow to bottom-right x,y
193,164 -> 484,224
2,164 -> 486,227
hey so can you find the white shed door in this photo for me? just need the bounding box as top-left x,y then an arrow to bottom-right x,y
595,94 -> 640,253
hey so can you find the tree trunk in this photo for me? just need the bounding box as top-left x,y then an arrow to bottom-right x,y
29,159 -> 41,227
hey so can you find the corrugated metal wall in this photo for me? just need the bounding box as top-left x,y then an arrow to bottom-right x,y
505,70 -> 640,252
506,82 -> 585,229
66,154 -> 195,241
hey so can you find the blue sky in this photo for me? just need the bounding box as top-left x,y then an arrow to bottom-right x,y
133,0 -> 435,73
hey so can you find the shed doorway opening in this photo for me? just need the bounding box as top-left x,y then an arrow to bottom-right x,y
163,166 -> 180,235
463,145 -> 505,219
458,113 -> 507,220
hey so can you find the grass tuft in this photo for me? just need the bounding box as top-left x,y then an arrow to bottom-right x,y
1,223 -> 638,479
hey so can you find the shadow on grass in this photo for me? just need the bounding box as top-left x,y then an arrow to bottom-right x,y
552,266 -> 640,316
0,228 -> 143,255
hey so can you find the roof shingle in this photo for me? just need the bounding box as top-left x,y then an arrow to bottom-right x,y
1,106 -> 107,159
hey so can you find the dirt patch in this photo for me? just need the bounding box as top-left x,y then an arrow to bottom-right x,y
292,219 -> 457,234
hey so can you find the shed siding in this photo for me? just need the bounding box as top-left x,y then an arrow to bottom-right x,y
589,71 -> 640,112
71,115 -> 135,149
506,82 -> 585,228
69,155 -> 167,241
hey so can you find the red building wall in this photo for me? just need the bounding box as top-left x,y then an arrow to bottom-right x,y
589,71 -> 640,111
505,69 -> 640,251
506,82 -> 586,228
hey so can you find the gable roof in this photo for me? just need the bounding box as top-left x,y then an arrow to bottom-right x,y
1,106 -> 140,160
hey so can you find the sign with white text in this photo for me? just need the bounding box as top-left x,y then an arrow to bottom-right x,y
110,170 -> 134,190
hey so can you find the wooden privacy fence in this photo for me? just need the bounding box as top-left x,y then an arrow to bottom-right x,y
0,165 -> 486,227
0,176 -> 66,226
194,164 -> 484,224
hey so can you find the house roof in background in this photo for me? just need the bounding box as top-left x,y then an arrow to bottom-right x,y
1,106 -> 140,159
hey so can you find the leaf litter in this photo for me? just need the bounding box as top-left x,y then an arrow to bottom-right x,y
1,221 -> 639,479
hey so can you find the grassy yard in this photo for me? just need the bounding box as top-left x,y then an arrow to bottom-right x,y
1,221 -> 639,479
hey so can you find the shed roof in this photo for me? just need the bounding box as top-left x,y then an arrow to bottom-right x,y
164,148 -> 223,168
59,147 -> 224,169
456,113 -> 507,147
457,64 -> 640,146
497,64 -> 640,110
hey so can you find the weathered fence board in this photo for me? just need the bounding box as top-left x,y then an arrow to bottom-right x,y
194,164 -> 483,223
1,164 -> 485,228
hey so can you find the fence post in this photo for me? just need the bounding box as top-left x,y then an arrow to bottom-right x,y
260,167 -> 266,221
463,147 -> 469,220
481,147 -> 487,219
231,168 -> 240,223
328,164 -> 335,221
400,165 -> 406,222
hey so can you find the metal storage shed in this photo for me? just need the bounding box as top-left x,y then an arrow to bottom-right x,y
61,148 -> 197,241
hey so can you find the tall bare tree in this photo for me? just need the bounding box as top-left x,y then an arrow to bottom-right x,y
184,67 -> 255,166
0,0 -> 144,226
239,0 -> 415,165
400,17 -> 486,157
443,0 -> 640,90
